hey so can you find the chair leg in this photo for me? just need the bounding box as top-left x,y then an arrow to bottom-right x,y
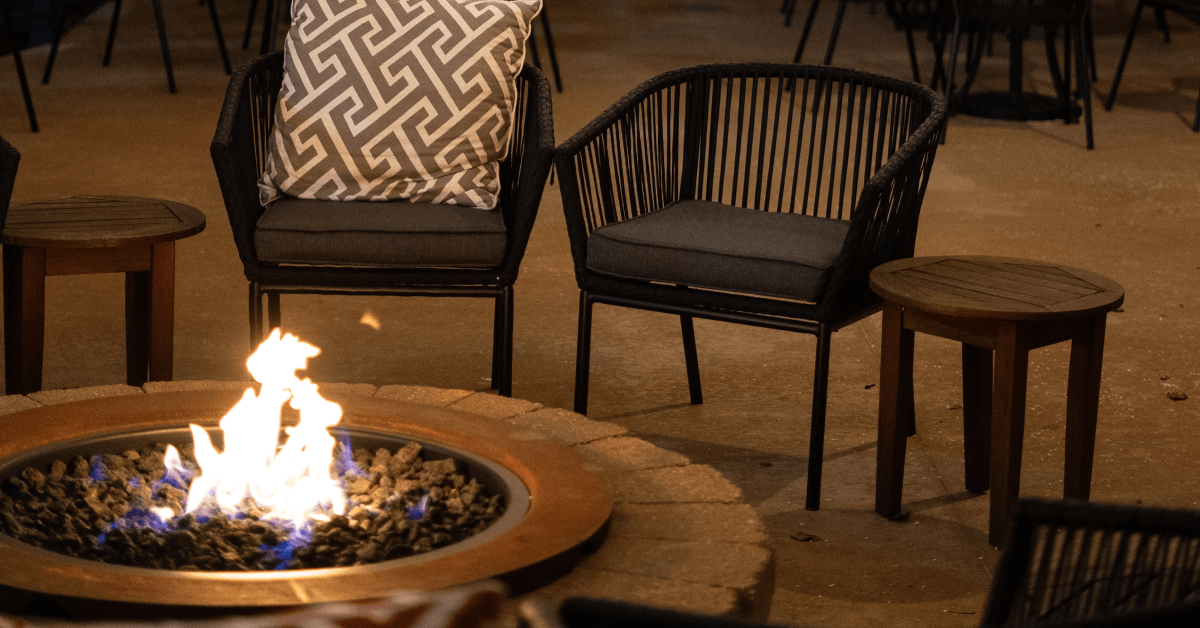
101,0 -> 123,67
1075,19 -> 1093,149
205,0 -> 232,74
492,287 -> 514,397
248,282 -> 263,350
242,0 -> 258,49
821,0 -> 850,66
1104,0 -> 1144,111
680,315 -> 702,405
573,291 -> 594,415
41,0 -> 70,83
149,0 -> 177,93
0,0 -> 37,131
537,9 -> 562,93
899,1 -> 921,84
1153,6 -> 1169,42
805,323 -> 833,511
266,292 -> 281,333
792,0 -> 822,63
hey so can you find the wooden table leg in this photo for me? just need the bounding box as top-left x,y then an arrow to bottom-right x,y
989,321 -> 1029,548
3,245 -> 46,395
1064,315 -> 1105,501
962,343 -> 993,494
876,301 -> 914,517
148,241 -> 175,383
125,267 -> 151,387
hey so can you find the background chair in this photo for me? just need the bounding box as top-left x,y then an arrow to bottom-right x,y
1104,0 -> 1200,132
981,498 -> 1200,627
0,0 -> 37,132
789,0 -> 928,85
210,52 -> 554,397
42,0 -> 232,94
555,62 -> 945,510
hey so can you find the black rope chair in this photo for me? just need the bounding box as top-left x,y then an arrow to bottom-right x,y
210,52 -> 555,397
1104,0 -> 1200,132
555,63 -> 945,510
982,498 -> 1200,627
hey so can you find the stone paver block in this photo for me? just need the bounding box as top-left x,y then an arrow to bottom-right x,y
0,395 -> 41,416
375,385 -> 474,407
29,385 -> 143,405
504,407 -> 626,445
525,567 -> 743,618
449,392 -> 541,419
612,465 -> 743,504
142,380 -> 253,394
574,437 -> 690,472
581,538 -> 772,592
608,503 -> 768,544
315,382 -> 377,398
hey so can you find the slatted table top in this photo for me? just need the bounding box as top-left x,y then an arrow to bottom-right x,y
869,255 -> 1124,321
2,195 -> 206,248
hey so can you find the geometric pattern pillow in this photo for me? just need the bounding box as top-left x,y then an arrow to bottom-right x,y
258,0 -> 542,209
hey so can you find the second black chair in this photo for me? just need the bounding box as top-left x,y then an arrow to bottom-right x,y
555,63 -> 945,510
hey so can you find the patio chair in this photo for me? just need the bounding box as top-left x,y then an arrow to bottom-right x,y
981,498 -> 1200,627
1103,0 -> 1200,132
210,52 -> 554,397
555,63 -> 945,510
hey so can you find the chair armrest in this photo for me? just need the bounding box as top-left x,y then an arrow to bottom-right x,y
210,51 -> 284,279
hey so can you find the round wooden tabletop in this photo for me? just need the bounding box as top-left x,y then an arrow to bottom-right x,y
869,255 -> 1125,321
2,195 -> 206,248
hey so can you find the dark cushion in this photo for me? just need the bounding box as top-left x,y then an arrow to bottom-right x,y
255,198 -> 507,268
586,199 -> 850,301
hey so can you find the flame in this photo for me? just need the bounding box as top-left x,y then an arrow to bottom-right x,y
360,311 -> 381,330
182,329 -> 346,527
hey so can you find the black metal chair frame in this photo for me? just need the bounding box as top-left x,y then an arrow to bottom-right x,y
983,498 -> 1200,627
555,63 -> 946,510
43,0 -> 232,94
210,52 -> 555,397
1104,0 -> 1200,132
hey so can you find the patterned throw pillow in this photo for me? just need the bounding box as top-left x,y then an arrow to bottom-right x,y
259,0 -> 542,209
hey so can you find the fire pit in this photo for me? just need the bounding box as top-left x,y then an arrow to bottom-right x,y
0,388 -> 612,617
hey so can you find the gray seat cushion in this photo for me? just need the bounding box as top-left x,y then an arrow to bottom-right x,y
586,199 -> 850,301
255,198 -> 507,268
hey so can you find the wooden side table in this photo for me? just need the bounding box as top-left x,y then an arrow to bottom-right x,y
869,256 -> 1124,547
2,196 -> 206,394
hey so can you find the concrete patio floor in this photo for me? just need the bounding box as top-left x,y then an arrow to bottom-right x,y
0,0 -> 1197,626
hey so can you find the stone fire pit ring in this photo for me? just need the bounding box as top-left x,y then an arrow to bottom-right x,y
0,390 -> 612,613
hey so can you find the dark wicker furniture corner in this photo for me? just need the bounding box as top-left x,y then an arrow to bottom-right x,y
982,498 -> 1200,627
210,53 -> 555,397
554,62 -> 946,510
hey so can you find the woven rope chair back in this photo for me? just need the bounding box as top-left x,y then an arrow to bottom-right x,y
983,498 -> 1200,627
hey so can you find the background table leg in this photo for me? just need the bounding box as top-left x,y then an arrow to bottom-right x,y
1064,315 -> 1106,501
3,245 -> 46,395
989,322 -> 1029,548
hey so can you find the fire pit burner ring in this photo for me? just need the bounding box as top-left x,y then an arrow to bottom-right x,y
0,390 -> 612,617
